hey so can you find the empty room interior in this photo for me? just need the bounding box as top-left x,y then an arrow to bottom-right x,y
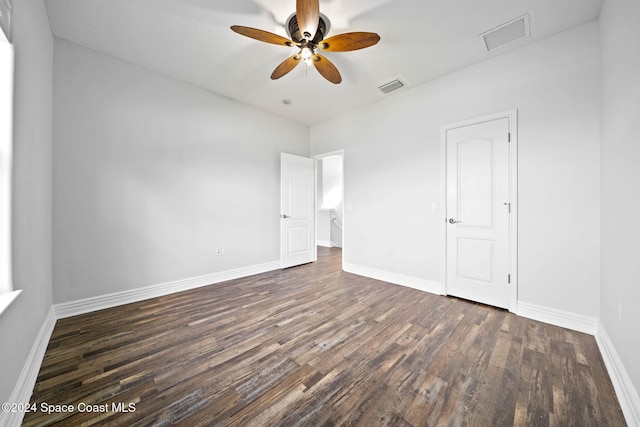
1,0 -> 639,426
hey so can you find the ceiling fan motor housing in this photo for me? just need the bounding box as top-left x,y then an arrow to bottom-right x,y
286,14 -> 329,44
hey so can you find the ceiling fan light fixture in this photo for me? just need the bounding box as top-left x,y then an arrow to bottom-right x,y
300,47 -> 314,65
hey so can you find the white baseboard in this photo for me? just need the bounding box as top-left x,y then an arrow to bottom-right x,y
54,261 -> 280,318
0,306 -> 56,427
7,263 -> 637,427
516,301 -> 598,335
514,301 -> 640,425
340,266 -> 596,336
343,262 -> 443,295
3,261 -> 281,427
317,240 -> 333,248
339,268 -> 638,423
596,323 -> 640,427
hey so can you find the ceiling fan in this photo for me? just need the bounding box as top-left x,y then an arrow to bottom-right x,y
231,0 -> 380,84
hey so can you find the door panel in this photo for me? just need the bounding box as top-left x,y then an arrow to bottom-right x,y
458,238 -> 494,283
288,164 -> 312,219
459,138 -> 494,227
446,118 -> 510,308
281,153 -> 315,268
287,226 -> 310,254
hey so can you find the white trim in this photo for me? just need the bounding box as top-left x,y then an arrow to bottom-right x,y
509,110 -> 519,310
2,261 -> 279,427
55,261 -> 280,318
0,307 -> 56,427
0,288 -> 19,316
312,149 -> 345,159
343,262 -> 443,296
316,240 -> 333,248
3,267 -> 636,427
596,324 -> 640,427
440,109 -> 518,312
516,301 -> 598,335
439,119 -> 447,297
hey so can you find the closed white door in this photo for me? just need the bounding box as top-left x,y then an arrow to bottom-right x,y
446,118 -> 511,308
281,153 -> 315,268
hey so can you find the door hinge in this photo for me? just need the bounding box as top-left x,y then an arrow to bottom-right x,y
503,202 -> 511,213
508,274 -> 511,284
508,132 -> 511,142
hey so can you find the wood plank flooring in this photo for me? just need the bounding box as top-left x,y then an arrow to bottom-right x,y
23,247 -> 626,426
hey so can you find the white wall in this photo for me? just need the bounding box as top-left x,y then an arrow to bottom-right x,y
52,40 -> 309,303
311,22 -> 601,318
0,0 -> 53,403
600,0 -> 640,408
322,156 -> 343,248
1,2 -> 633,419
316,209 -> 331,246
321,155 -> 343,215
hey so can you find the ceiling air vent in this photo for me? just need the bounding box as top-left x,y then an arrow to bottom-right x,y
481,14 -> 530,52
378,79 -> 405,94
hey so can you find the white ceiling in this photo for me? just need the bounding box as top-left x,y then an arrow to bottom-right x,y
45,0 -> 603,125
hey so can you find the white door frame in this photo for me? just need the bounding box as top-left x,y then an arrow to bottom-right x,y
440,110 -> 518,312
313,149 -> 345,267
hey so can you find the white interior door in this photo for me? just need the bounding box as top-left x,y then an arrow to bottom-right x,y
281,153 -> 315,268
446,118 -> 511,308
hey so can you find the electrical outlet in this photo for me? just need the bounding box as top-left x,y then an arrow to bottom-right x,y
215,246 -> 222,256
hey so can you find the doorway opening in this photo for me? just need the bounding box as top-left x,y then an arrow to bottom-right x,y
314,150 -> 344,269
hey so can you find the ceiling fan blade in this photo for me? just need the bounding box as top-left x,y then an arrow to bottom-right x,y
271,55 -> 302,80
231,25 -> 295,47
319,32 -> 381,52
312,54 -> 342,84
296,0 -> 319,40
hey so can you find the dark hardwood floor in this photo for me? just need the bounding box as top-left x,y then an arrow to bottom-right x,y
23,247 -> 626,426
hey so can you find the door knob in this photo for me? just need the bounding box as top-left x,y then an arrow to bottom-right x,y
449,218 -> 461,224
281,214 -> 290,219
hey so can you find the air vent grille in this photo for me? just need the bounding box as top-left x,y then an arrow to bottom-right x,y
378,79 -> 405,94
481,14 -> 530,52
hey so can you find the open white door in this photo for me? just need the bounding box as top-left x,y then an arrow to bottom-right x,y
446,117 -> 512,309
281,153 -> 315,268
